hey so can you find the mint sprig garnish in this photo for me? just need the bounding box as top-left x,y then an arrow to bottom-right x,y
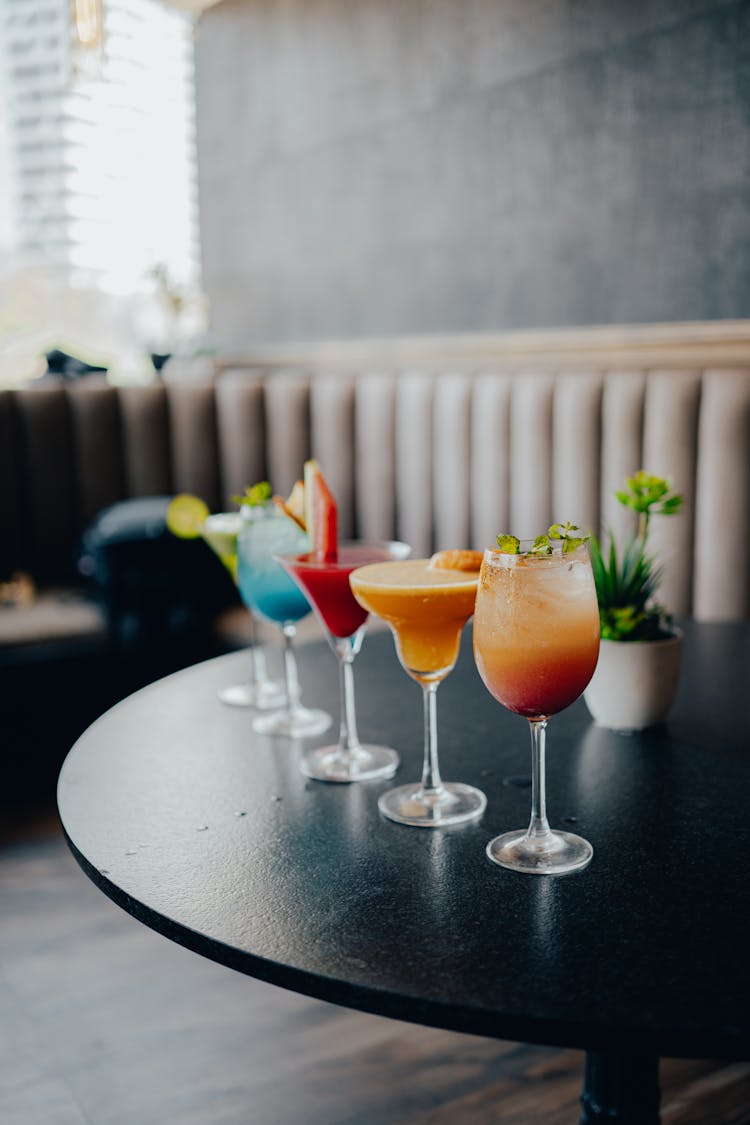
549,521 -> 590,554
495,523 -> 590,557
530,535 -> 552,555
232,481 -> 272,508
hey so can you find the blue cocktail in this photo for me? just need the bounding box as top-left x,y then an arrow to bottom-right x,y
237,507 -> 331,738
204,510 -> 285,710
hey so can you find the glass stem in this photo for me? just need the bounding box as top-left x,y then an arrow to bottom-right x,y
337,649 -> 361,757
527,718 -> 553,841
420,682 -> 443,794
281,623 -> 302,716
249,615 -> 268,686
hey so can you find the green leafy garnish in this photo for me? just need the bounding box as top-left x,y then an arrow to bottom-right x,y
549,521 -> 590,554
494,525 -> 588,557
232,481 -> 272,508
530,535 -> 552,555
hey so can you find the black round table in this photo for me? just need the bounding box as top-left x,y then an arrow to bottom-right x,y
57,621 -> 750,1124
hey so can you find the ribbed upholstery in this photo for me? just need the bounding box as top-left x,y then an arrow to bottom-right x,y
693,370 -> 750,621
66,379 -> 125,527
310,375 -> 355,539
395,373 -> 434,557
433,374 -> 473,552
119,384 -> 172,498
354,375 -> 396,542
552,373 -> 602,535
13,385 -> 77,583
0,391 -> 22,580
166,382 -> 221,511
509,373 -> 555,540
600,372 -> 645,545
214,370 -> 266,509
2,357 -> 748,621
470,374 -> 512,551
264,371 -> 311,498
642,371 -> 702,616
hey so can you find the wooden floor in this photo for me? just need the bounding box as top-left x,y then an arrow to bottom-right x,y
2,807 -> 749,1125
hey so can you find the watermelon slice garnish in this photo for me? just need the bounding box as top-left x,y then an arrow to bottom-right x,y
304,459 -> 338,562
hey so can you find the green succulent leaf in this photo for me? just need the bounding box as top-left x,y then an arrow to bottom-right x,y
615,471 -> 683,535
590,529 -> 668,640
592,470 -> 684,639
660,495 -> 684,516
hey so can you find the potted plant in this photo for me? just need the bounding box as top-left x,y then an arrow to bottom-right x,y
583,471 -> 684,731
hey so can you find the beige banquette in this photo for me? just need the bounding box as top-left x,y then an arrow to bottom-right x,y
1,320 -> 749,654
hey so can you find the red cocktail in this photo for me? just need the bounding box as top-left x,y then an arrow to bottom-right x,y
283,544 -> 395,638
278,539 -> 410,782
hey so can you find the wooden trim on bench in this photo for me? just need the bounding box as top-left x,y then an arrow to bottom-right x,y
214,320 -> 750,373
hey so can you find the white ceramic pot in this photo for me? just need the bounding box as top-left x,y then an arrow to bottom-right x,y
583,629 -> 683,732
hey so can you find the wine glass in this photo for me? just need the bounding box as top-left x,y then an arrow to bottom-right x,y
277,540 -> 410,783
236,507 -> 332,738
203,511 -> 285,710
473,542 -> 600,874
349,557 -> 487,827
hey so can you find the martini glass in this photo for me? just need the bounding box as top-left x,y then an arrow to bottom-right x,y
278,540 -> 411,783
237,506 -> 331,738
203,511 -> 285,709
473,543 -> 600,874
349,558 -> 487,826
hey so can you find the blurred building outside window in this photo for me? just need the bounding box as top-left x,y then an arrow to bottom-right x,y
0,0 -> 209,388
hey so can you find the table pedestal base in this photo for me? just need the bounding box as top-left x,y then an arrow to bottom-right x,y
580,1050 -> 660,1124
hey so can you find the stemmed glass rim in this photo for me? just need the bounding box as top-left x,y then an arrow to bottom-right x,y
482,541 -> 591,563
275,539 -> 411,568
203,510 -> 243,526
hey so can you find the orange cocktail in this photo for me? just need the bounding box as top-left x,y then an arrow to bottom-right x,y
473,542 -> 600,875
473,550 -> 600,719
350,559 -> 479,683
350,554 -> 487,827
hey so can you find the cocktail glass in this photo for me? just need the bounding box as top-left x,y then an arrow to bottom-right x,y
473,542 -> 600,874
237,506 -> 332,738
349,558 -> 487,826
278,541 -> 411,783
203,511 -> 285,710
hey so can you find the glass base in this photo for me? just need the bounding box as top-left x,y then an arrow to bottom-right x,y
253,706 -> 332,739
378,782 -> 486,828
486,829 -> 593,875
217,678 -> 286,709
300,744 -> 399,784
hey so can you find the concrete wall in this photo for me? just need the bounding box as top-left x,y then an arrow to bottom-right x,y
195,0 -> 749,350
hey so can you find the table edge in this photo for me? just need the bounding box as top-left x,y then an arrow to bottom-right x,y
61,823 -> 750,1062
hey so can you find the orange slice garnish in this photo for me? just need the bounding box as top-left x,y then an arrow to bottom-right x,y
273,494 -> 306,531
428,549 -> 483,572
273,479 -> 307,530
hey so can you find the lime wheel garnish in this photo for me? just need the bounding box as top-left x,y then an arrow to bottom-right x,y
165,493 -> 210,539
